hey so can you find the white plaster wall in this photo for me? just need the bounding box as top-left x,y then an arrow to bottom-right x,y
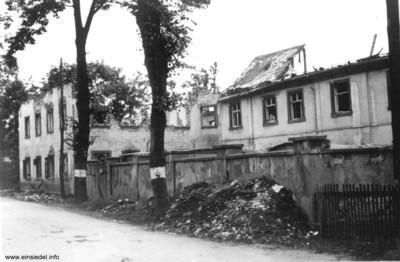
219,69 -> 392,150
189,93 -> 221,148
166,107 -> 189,127
19,85 -> 75,193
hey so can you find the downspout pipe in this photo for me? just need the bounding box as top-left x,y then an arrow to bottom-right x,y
303,47 -> 307,74
309,86 -> 318,135
249,97 -> 255,149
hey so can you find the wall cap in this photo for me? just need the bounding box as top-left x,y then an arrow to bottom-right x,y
213,144 -> 244,150
288,135 -> 327,142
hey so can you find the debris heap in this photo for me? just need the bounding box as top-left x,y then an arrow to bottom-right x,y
156,177 -> 310,244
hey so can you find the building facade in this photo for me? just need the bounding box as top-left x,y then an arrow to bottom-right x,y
18,85 -> 192,194
19,85 -> 76,193
18,45 -> 393,194
192,53 -> 391,151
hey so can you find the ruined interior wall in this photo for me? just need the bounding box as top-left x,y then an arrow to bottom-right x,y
89,118 -> 192,158
189,92 -> 221,148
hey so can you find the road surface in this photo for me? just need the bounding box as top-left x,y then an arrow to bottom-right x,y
0,197 -> 341,262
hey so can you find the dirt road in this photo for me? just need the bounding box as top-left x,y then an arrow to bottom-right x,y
0,197 -> 342,262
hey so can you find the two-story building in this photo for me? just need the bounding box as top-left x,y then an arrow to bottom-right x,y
19,85 -> 76,193
192,46 -> 392,150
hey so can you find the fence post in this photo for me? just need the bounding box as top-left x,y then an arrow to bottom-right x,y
106,157 -> 119,197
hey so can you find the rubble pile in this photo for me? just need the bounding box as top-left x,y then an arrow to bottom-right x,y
156,177 -> 310,244
13,192 -> 64,203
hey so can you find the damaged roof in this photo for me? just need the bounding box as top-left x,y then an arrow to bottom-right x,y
219,54 -> 389,102
227,44 -> 305,93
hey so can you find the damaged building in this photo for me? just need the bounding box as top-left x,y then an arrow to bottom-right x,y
194,44 -> 392,150
18,44 -> 393,195
18,85 -> 191,193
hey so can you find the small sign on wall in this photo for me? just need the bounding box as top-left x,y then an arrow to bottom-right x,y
74,169 -> 87,178
150,166 -> 166,180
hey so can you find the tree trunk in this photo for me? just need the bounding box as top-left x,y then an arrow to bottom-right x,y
73,37 -> 90,202
59,59 -> 66,198
136,0 -> 169,217
72,0 -> 90,202
386,0 -> 400,180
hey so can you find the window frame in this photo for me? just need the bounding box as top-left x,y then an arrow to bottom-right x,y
34,156 -> 42,179
45,155 -> 55,180
91,112 -> 111,128
23,157 -> 31,180
46,107 -> 54,134
229,101 -> 242,130
200,105 -> 218,129
262,94 -> 278,126
287,89 -> 306,123
35,112 -> 41,137
330,78 -> 352,117
24,116 -> 30,139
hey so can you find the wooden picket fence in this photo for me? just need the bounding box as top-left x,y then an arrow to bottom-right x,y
313,184 -> 400,241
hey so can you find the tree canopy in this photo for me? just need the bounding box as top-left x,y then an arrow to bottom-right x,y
43,62 -> 150,124
0,80 -> 29,170
183,62 -> 219,105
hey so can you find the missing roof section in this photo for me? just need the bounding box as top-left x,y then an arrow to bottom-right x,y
227,44 -> 306,93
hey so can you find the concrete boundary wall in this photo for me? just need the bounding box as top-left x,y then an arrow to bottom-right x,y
87,137 -> 395,219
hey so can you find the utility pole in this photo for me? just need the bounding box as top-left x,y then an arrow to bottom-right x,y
59,58 -> 66,197
386,0 -> 400,180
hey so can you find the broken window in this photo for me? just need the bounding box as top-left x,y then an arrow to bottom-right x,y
34,156 -> 42,178
288,90 -> 305,122
24,116 -> 30,139
47,106 -> 54,133
45,155 -> 55,179
201,105 -> 217,128
263,95 -> 278,125
35,113 -> 41,136
23,157 -> 31,180
229,102 -> 242,129
91,111 -> 110,127
331,79 -> 352,116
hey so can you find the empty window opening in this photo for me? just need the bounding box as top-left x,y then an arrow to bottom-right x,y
47,107 -> 54,133
201,105 -> 217,128
45,155 -> 55,179
34,156 -> 42,178
23,157 -> 31,180
24,116 -> 30,139
92,111 -> 110,127
35,113 -> 41,136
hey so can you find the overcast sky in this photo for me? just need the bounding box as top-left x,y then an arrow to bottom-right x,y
5,0 -> 390,90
